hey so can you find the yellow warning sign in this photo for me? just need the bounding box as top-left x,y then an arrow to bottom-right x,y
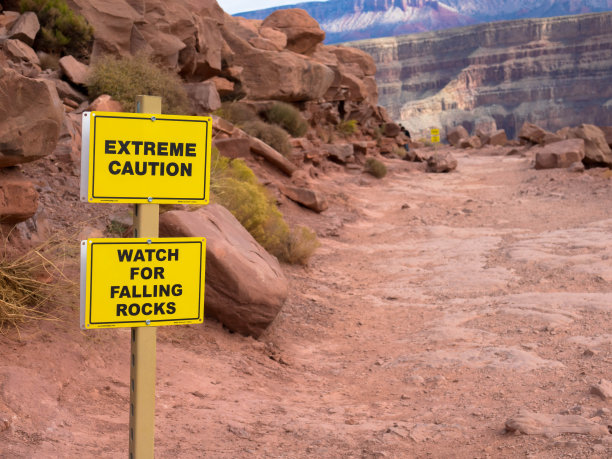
80,111 -> 212,204
430,128 -> 440,144
81,238 -> 205,329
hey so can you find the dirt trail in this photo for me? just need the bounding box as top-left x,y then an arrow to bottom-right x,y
2,147 -> 612,458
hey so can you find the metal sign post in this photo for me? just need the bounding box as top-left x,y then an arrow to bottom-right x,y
130,95 -> 161,459
80,95 -> 211,458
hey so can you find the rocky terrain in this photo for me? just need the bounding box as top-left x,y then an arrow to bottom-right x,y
352,12 -> 612,139
1,1 -> 612,457
238,0 -> 612,43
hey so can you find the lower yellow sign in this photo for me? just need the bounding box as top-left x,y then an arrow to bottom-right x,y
80,238 -> 205,329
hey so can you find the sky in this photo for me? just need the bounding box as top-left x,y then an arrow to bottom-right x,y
217,0 -> 327,15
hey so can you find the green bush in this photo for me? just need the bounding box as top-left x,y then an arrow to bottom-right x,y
365,157 -> 387,178
20,0 -> 93,58
87,54 -> 189,114
264,102 -> 308,137
241,120 -> 291,157
337,119 -> 358,137
214,101 -> 258,126
210,148 -> 318,264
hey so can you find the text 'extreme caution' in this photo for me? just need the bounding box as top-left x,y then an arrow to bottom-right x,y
80,111 -> 212,204
81,238 -> 205,329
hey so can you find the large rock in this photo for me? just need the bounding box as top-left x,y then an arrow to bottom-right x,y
280,185 -> 328,213
447,126 -> 468,146
8,12 -> 39,46
0,67 -> 63,168
427,151 -> 457,173
261,9 -> 325,55
0,176 -> 39,224
487,129 -> 508,146
232,49 -> 335,102
3,39 -> 40,67
58,55 -> 89,86
519,122 -> 549,144
505,410 -> 609,436
322,143 -> 354,164
534,139 -> 585,170
567,124 -> 612,167
159,205 -> 288,337
183,81 -> 221,114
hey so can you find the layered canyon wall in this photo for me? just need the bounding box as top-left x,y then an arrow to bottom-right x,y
351,12 -> 612,138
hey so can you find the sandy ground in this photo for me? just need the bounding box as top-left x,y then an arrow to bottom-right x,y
1,146 -> 612,458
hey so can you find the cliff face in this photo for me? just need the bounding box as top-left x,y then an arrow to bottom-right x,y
237,0 -> 612,44
351,12 -> 612,138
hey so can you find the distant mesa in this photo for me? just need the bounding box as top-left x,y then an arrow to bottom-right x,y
236,0 -> 612,44
351,12 -> 612,140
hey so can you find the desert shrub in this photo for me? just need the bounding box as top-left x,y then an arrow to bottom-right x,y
87,54 -> 189,114
394,146 -> 407,159
241,120 -> 292,157
337,119 -> 358,137
214,101 -> 258,125
264,102 -> 308,137
38,51 -> 60,70
365,157 -> 387,178
210,148 -> 318,264
0,245 -> 62,331
20,0 -> 93,58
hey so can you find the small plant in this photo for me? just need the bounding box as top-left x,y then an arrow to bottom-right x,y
20,0 -> 93,58
210,148 -> 318,264
213,101 -> 258,126
241,120 -> 292,157
106,220 -> 129,236
87,54 -> 189,114
278,226 -> 320,265
337,119 -> 358,137
264,102 -> 308,137
394,146 -> 407,159
38,52 -> 60,70
365,157 -> 387,178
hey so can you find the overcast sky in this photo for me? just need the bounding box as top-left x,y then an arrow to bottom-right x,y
217,0 -> 327,15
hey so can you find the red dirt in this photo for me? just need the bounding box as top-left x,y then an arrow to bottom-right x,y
1,145 -> 612,457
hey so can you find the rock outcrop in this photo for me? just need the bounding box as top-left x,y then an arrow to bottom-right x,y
352,12 -> 612,140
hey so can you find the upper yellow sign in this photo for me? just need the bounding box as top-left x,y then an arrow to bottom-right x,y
81,238 -> 205,329
80,111 -> 212,204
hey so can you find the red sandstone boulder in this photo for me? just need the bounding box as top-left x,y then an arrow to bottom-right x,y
183,81 -> 221,114
4,39 -> 39,67
447,126 -> 469,146
8,12 -> 39,46
212,138 -> 251,159
519,122 -> 551,145
59,55 -> 89,86
280,185 -> 328,213
0,177 -> 39,224
534,138 -> 585,170
427,151 -> 457,173
0,67 -> 63,168
261,9 -> 325,55
566,124 -> 612,167
88,94 -> 122,112
488,129 -> 508,146
460,136 -> 482,149
159,205 -> 288,337
232,49 -> 334,101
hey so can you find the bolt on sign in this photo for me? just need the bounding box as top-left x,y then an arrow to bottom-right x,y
80,111 -> 212,204
430,128 -> 441,144
81,238 -> 205,329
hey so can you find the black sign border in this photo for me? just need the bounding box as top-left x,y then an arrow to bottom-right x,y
91,114 -> 210,202
88,240 -> 204,326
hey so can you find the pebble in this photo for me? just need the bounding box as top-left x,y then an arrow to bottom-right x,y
590,379 -> 612,400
